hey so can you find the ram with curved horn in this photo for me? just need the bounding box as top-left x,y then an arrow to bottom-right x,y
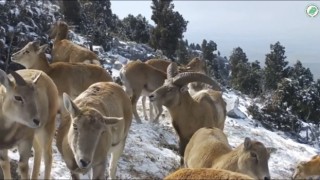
149,62 -> 226,163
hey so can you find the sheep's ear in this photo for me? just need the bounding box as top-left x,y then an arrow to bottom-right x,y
37,44 -> 48,54
63,93 -> 80,117
0,69 -> 13,89
244,137 -> 252,150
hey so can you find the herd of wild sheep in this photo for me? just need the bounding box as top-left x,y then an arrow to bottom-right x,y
0,20 -> 319,179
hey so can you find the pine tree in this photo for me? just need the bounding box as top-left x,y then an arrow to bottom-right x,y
149,0 -> 188,59
288,60 -> 313,88
80,0 -> 113,49
121,14 -> 150,43
60,0 -> 82,26
229,47 -> 248,87
264,41 -> 288,90
175,39 -> 189,65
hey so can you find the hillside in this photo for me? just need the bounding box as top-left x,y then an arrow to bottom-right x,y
1,1 -> 319,179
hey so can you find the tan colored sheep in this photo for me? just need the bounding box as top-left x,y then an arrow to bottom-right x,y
0,69 -> 59,179
292,155 -> 320,179
49,20 -> 100,64
164,168 -> 254,180
184,127 -> 271,179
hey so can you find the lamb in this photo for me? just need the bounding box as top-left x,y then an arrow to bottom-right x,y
0,69 -> 59,179
56,82 -> 132,179
49,20 -> 100,65
292,154 -> 320,179
164,168 -> 254,180
11,41 -> 112,112
149,62 -> 226,159
184,127 -> 271,179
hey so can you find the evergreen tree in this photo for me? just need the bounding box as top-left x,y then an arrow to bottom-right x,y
80,0 -> 113,50
121,14 -> 150,43
264,41 -> 288,90
229,47 -> 248,87
150,0 -> 188,59
175,39 -> 189,65
288,60 -> 314,88
195,43 -> 201,50
60,0 -> 82,26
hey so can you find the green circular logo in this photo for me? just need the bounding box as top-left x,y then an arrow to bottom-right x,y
306,4 -> 319,17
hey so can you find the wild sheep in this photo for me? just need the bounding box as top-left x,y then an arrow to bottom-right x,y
56,82 -> 132,179
292,154 -> 320,179
0,69 -> 59,179
164,168 -> 254,180
120,60 -> 167,123
141,59 -> 171,122
49,20 -> 100,65
184,127 -> 271,179
143,58 -> 206,120
11,41 -> 112,112
149,62 -> 226,159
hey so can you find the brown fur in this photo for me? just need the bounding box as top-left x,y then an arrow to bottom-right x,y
11,41 -> 112,110
184,127 -> 270,179
164,168 -> 254,180
57,82 -> 132,179
0,69 -> 59,179
120,60 -> 167,123
292,155 -> 320,179
50,21 -> 100,64
149,74 -> 226,159
145,59 -> 171,73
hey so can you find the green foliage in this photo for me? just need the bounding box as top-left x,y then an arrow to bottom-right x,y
229,48 -> 262,96
149,0 -> 188,59
248,103 -> 302,132
264,41 -> 288,90
79,0 -> 114,50
60,0 -> 81,25
175,39 -> 189,65
121,14 -> 150,43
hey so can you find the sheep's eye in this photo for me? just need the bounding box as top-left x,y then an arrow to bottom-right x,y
25,50 -> 30,54
250,152 -> 257,158
14,96 -> 23,102
73,123 -> 78,130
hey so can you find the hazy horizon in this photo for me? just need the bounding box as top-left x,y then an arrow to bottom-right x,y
111,1 -> 320,79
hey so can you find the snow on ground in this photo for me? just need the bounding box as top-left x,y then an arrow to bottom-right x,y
6,89 -> 319,179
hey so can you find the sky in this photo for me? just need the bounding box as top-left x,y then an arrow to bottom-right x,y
111,1 -> 320,78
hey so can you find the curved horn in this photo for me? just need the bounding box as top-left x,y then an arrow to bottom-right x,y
10,71 -> 27,86
167,62 -> 179,79
173,72 -> 221,91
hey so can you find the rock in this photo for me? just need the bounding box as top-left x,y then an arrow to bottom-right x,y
227,97 -> 247,119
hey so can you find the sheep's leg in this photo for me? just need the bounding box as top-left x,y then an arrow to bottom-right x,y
108,140 -> 125,179
0,150 -> 12,179
92,161 -> 107,179
31,139 -> 41,179
153,101 -> 163,123
37,117 -> 55,179
149,100 -> 154,122
131,90 -> 142,123
141,96 -> 148,120
17,139 -> 33,179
